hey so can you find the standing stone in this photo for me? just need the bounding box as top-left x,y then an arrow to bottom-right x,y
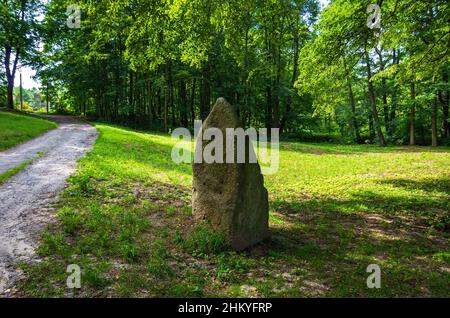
192,97 -> 269,251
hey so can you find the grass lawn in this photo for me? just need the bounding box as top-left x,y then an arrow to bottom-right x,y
18,123 -> 450,297
0,111 -> 57,151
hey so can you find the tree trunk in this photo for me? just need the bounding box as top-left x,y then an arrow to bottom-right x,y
365,50 -> 386,146
265,32 -> 273,133
19,72 -> 23,110
439,68 -> 449,138
129,71 -> 134,106
389,49 -> 399,138
168,63 -> 175,128
272,46 -> 281,128
281,27 -> 299,134
382,90 -> 389,135
46,81 -> 50,114
180,79 -> 188,127
376,49 -> 390,137
266,85 -> 272,130
442,92 -> 450,138
4,46 -> 20,110
7,81 -> 14,110
409,82 -> 416,145
343,57 -> 361,143
190,78 -> 196,127
368,110 -> 375,144
431,94 -> 438,147
200,60 -> 211,120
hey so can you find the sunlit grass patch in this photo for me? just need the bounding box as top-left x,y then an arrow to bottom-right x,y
18,123 -> 450,297
0,111 -> 57,151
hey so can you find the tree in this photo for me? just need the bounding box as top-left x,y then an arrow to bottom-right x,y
29,0 -> 449,146
0,0 -> 41,109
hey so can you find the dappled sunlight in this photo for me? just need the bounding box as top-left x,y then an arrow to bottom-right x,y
18,123 -> 450,297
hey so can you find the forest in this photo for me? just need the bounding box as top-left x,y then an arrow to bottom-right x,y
1,0 -> 449,145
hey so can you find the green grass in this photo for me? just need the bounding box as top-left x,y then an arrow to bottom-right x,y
0,159 -> 33,185
0,111 -> 57,151
18,123 -> 450,297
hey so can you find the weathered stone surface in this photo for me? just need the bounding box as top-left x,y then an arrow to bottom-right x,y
192,97 -> 269,251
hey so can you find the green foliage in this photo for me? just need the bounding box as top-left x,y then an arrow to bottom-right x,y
296,0 -> 449,145
34,0 -> 321,133
1,0 -> 43,109
2,1 -> 450,144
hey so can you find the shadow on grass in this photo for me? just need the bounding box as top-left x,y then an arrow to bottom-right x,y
281,142 -> 450,156
262,201 -> 449,296
258,181 -> 450,296
380,177 -> 450,197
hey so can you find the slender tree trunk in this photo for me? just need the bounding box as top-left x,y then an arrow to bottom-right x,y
157,88 -> 162,120
382,88 -> 389,135
46,81 -> 49,114
442,93 -> 449,138
129,71 -> 134,106
4,46 -> 20,110
243,23 -> 250,128
180,79 -> 188,127
272,46 -> 281,128
190,78 -> 196,127
19,72 -> 23,110
389,49 -> 399,138
167,62 -> 175,128
376,48 -> 390,136
440,68 -> 449,138
164,90 -> 168,132
410,82 -> 416,145
365,49 -> 386,146
431,94 -> 438,147
281,27 -> 299,134
266,85 -> 272,130
343,57 -> 361,143
164,66 -> 168,132
265,32 -> 272,133
200,60 -> 211,120
7,81 -> 14,110
368,110 -> 375,144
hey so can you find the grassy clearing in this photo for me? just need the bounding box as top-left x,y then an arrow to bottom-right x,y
18,123 -> 450,297
0,111 -> 57,151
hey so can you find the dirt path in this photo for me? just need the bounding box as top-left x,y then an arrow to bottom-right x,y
0,116 -> 98,296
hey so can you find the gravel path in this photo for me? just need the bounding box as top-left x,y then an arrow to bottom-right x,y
0,116 -> 98,296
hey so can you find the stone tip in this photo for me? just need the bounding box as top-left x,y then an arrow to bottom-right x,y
214,97 -> 231,108
203,97 -> 241,128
